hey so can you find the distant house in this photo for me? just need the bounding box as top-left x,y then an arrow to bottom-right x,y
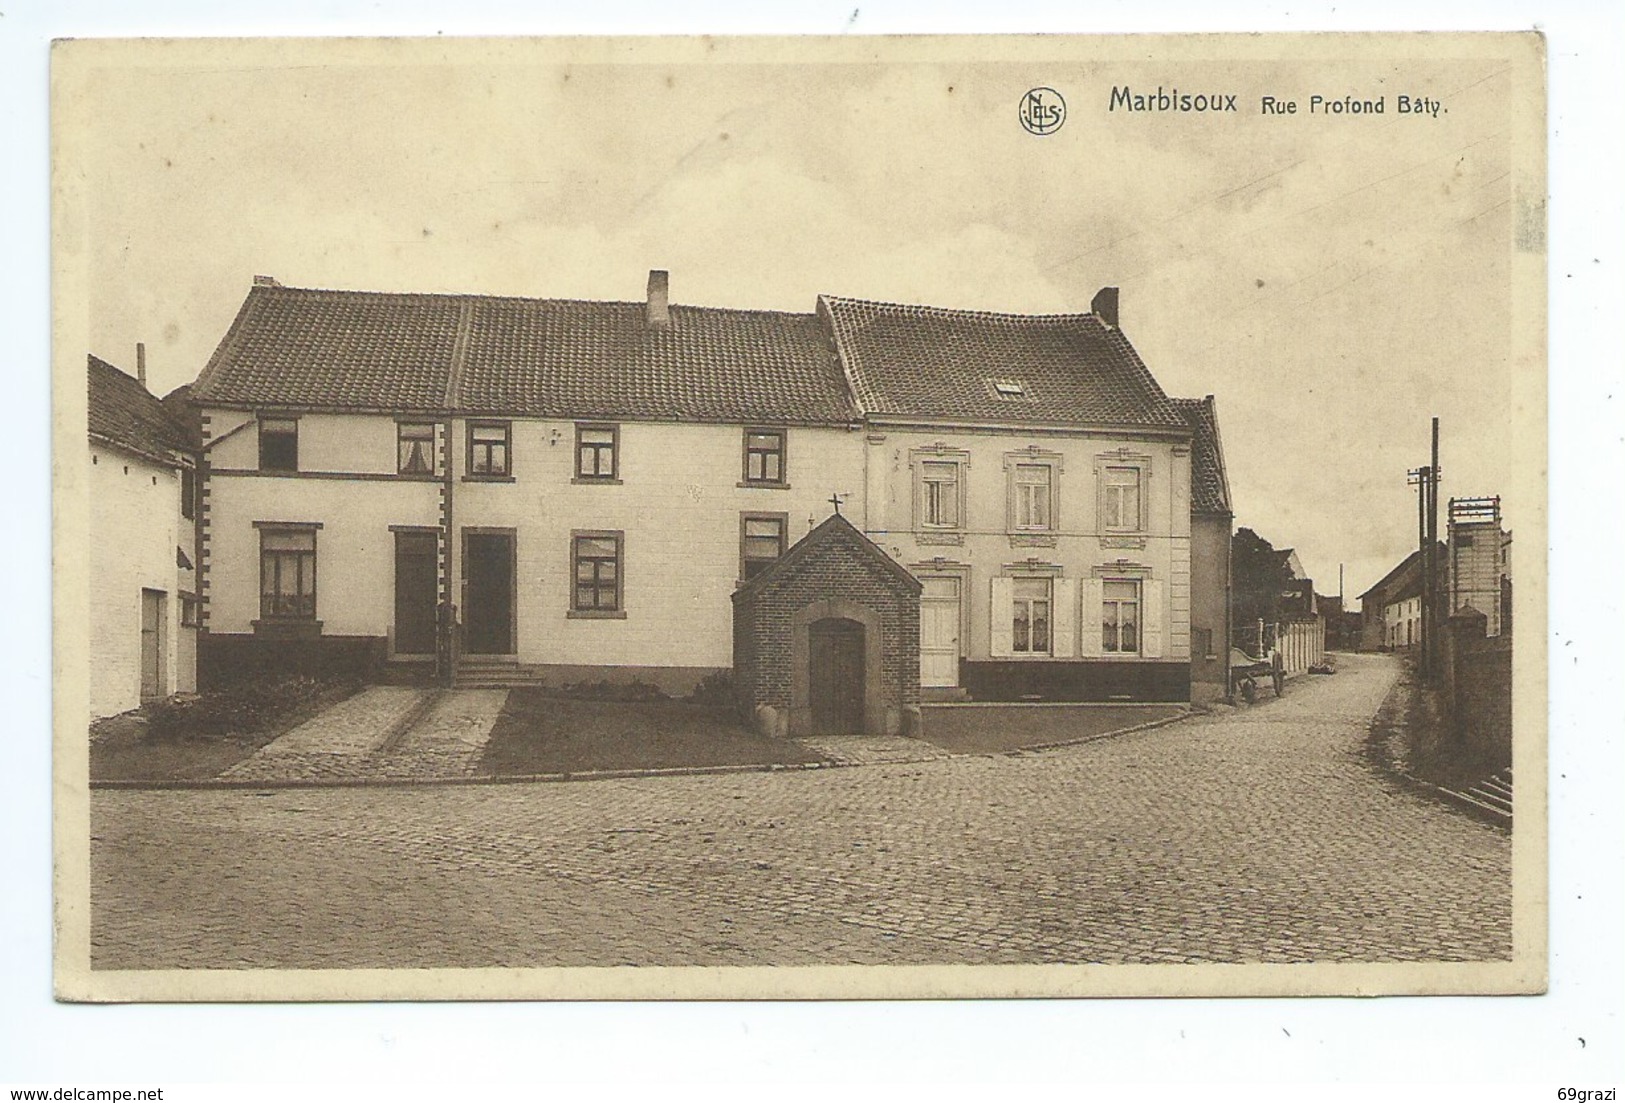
188,272 -> 1232,719
1357,542 -> 1445,652
88,352 -> 200,718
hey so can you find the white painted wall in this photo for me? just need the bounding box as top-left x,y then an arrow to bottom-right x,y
206,475 -> 441,636
88,444 -> 186,718
860,427 -> 1191,664
453,418 -> 866,669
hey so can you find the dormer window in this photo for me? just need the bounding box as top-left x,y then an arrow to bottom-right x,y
990,379 -> 1028,400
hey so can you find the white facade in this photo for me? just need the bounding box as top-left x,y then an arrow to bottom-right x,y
89,441 -> 193,718
202,409 -> 866,682
1384,595 -> 1421,649
860,425 -> 1190,678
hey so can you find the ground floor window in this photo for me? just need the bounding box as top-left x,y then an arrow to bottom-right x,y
1012,577 -> 1052,654
260,528 -> 317,619
740,513 -> 788,580
1102,579 -> 1139,653
572,531 -> 622,613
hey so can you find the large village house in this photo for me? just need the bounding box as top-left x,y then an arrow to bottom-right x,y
187,272 -> 1233,728
88,351 -> 200,718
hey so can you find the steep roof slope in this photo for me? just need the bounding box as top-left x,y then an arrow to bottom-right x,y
88,355 -> 193,464
1171,396 -> 1232,514
191,284 -> 857,425
819,295 -> 1186,430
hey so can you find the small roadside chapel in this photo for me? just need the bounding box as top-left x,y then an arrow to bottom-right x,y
731,509 -> 922,740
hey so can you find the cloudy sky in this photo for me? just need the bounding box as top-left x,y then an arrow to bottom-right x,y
75,38 -> 1525,602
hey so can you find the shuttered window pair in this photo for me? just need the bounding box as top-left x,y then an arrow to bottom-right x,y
989,576 -> 1163,658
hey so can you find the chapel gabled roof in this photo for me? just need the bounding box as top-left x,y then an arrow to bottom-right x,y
818,294 -> 1187,430
88,355 -> 194,465
732,512 -> 923,602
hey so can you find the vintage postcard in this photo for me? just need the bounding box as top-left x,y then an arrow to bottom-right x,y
53,32 -> 1546,1001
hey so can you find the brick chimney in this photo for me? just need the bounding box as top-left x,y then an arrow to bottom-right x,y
1092,286 -> 1120,329
646,269 -> 670,329
136,342 -> 147,390
252,274 -> 282,288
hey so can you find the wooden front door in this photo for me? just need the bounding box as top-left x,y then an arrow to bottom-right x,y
463,532 -> 515,655
139,589 -> 165,699
920,576 -> 962,687
394,531 -> 438,655
809,617 -> 865,734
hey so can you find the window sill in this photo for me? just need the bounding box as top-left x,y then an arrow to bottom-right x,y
393,472 -> 443,481
462,474 -> 516,483
1008,532 -> 1058,547
916,530 -> 965,546
737,480 -> 791,490
572,476 -> 624,486
567,609 -> 628,620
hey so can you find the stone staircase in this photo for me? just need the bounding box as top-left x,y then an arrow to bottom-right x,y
1443,766 -> 1513,825
454,657 -> 548,689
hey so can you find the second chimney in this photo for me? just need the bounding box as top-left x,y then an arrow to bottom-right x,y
136,342 -> 147,390
1091,286 -> 1120,329
646,269 -> 670,329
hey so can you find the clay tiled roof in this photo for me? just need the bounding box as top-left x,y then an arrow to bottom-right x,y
818,295 -> 1186,430
88,355 -> 193,464
192,284 -> 858,425
457,298 -> 856,424
192,287 -> 465,412
1172,396 -> 1232,515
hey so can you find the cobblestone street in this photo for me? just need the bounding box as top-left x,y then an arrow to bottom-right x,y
89,652 -> 1512,969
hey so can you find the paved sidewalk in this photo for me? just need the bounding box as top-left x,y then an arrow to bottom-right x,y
220,687 -> 438,783
372,689 -> 509,780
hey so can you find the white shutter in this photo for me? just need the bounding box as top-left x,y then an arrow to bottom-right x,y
1079,578 -> 1104,657
1051,578 -> 1076,658
989,577 -> 1014,658
1141,578 -> 1165,659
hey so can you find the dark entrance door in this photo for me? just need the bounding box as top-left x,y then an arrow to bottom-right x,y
394,531 -> 438,655
463,532 -> 515,655
809,617 -> 865,734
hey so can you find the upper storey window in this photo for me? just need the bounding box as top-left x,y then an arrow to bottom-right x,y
258,417 -> 298,472
467,421 -> 511,478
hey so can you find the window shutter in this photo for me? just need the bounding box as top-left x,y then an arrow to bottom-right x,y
1142,578 -> 1165,658
1051,578 -> 1076,658
1080,578 -> 1104,657
989,577 -> 1014,658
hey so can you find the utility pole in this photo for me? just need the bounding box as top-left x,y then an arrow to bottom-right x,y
1406,420 -> 1443,681
1428,416 -> 1441,679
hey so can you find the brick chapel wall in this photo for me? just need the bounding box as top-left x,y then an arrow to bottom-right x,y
737,540 -> 921,717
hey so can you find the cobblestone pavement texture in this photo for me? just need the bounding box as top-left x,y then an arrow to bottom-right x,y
91,653 -> 1512,969
796,732 -> 956,766
376,689 -> 508,780
218,687 -> 507,783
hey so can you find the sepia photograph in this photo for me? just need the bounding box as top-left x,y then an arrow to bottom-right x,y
51,31 -> 1547,1002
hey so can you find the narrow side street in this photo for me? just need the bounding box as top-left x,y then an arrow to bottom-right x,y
90,652 -> 1512,969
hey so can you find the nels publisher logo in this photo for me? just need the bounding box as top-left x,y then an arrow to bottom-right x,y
1019,87 -> 1066,135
